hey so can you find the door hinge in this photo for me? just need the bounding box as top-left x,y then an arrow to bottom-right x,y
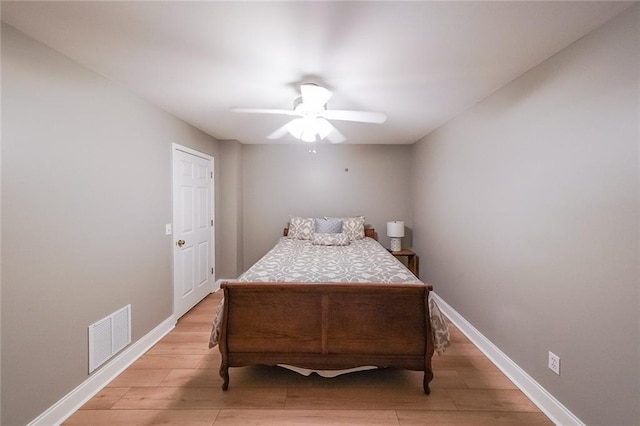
211,219 -> 213,226
210,171 -> 213,178
211,267 -> 214,274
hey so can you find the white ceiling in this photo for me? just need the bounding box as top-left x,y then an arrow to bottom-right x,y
1,1 -> 633,145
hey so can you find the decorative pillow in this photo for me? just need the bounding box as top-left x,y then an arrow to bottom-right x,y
315,217 -> 343,234
288,216 -> 314,240
311,232 -> 350,246
338,216 -> 366,241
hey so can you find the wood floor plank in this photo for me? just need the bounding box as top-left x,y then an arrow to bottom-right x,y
175,309 -> 218,332
160,368 -> 223,387
442,342 -> 486,357
154,331 -> 211,344
284,387 -> 457,410
396,410 -> 554,425
447,324 -> 471,343
64,409 -> 219,425
147,340 -> 212,355
112,387 -> 288,410
197,352 -> 223,369
107,369 -> 172,388
448,389 -> 541,412
430,355 -> 477,370
457,370 -> 518,390
430,370 -> 469,389
466,356 -> 503,372
78,387 -> 130,410
130,354 -> 205,369
213,409 -> 400,425
179,310 -> 217,324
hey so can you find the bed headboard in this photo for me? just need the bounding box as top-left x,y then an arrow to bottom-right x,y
283,227 -> 376,240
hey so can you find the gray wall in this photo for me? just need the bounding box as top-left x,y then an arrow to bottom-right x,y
241,144 -> 414,270
218,140 -> 244,279
1,24 -> 222,425
411,7 -> 639,425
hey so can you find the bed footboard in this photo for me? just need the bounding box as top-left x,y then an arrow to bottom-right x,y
218,281 -> 435,394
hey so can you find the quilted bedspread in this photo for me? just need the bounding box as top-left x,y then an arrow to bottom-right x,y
238,237 -> 423,284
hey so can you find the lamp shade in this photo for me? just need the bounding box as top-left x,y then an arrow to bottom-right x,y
387,221 -> 405,238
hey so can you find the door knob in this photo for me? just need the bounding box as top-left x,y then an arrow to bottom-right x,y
177,239 -> 186,248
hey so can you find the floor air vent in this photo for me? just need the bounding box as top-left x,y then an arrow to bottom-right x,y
88,304 -> 131,373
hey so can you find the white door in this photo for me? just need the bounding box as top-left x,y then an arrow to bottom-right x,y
173,145 -> 214,319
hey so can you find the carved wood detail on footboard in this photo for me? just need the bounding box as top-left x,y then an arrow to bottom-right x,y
218,281 -> 435,394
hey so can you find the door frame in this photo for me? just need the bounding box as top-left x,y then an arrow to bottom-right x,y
171,143 -> 215,318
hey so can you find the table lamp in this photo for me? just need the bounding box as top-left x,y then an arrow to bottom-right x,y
387,221 -> 404,252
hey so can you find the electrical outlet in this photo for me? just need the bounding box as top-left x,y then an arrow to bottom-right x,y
548,351 -> 560,375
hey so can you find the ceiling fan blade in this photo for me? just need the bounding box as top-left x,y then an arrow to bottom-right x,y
266,122 -> 293,140
316,118 -> 333,139
316,118 -> 346,144
284,118 -> 306,139
326,127 -> 346,144
321,109 -> 387,124
231,107 -> 299,116
300,84 -> 333,108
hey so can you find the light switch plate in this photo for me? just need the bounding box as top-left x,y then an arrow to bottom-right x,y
165,224 -> 172,235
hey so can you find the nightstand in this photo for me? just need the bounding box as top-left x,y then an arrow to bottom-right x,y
389,248 -> 419,278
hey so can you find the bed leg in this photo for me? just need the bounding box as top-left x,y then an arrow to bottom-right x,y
422,372 -> 431,395
220,364 -> 229,391
423,369 -> 434,394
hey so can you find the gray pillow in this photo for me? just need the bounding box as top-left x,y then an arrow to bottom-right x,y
315,217 -> 343,234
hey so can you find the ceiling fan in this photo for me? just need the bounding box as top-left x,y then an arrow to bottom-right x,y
231,84 -> 387,144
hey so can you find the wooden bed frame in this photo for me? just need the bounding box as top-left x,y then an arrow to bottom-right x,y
217,228 -> 435,394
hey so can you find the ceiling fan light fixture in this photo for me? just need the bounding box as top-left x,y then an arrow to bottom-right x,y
301,130 -> 317,143
288,116 -> 319,142
286,118 -> 305,139
301,122 -> 318,142
316,118 -> 334,139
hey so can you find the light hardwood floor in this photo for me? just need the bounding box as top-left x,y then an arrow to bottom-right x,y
64,291 -> 553,425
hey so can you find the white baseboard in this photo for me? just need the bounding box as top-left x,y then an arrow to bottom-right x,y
213,279 -> 224,292
214,278 -> 237,292
28,315 -> 176,426
431,293 -> 584,426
